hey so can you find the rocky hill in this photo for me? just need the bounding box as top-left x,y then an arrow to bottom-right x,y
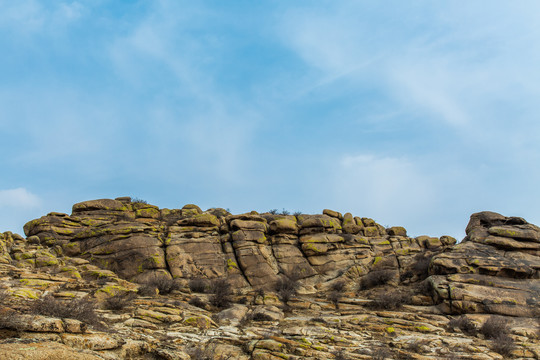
0,197 -> 538,359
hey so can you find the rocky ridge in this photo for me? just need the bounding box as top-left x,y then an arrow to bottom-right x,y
0,197 -> 537,359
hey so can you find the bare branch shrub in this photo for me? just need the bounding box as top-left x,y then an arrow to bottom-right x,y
371,346 -> 391,360
103,292 -> 136,311
31,295 -> 102,328
189,278 -> 209,293
448,316 -> 477,335
131,197 -> 148,204
332,348 -> 349,360
412,253 -> 433,279
275,276 -> 299,304
188,296 -> 207,309
366,292 -> 409,310
480,315 -> 510,339
209,278 -> 232,309
360,270 -> 394,290
490,334 -> 515,357
140,277 -> 181,296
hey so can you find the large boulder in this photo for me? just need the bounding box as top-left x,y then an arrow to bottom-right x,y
430,211 -> 540,317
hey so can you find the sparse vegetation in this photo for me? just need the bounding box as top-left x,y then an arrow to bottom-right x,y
31,295 -> 102,328
103,292 -> 136,311
448,316 -> 477,335
131,197 -> 148,204
407,339 -> 429,353
328,280 -> 346,308
293,211 -> 302,216
412,253 -> 433,279
360,270 -> 394,290
480,315 -> 510,339
268,209 -> 278,215
189,278 -> 209,293
414,279 -> 433,296
280,208 -> 290,215
366,291 -> 409,310
139,276 -> 181,296
187,345 -> 233,360
332,348 -> 349,360
188,296 -> 207,309
490,333 -> 515,357
0,308 -> 25,331
209,278 -> 232,308
275,275 -> 299,305
371,346 -> 391,360
0,289 -> 8,303
242,311 -> 275,323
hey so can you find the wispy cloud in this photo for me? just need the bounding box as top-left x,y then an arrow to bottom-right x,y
0,188 -> 42,233
0,188 -> 41,208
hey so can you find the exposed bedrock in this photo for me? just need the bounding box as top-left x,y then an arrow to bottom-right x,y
22,198 -> 540,316
430,211 -> 540,317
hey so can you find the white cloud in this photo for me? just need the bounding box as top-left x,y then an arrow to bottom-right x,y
330,153 -> 472,239
336,154 -> 435,217
279,2 -> 540,132
0,1 -> 85,33
0,188 -> 41,209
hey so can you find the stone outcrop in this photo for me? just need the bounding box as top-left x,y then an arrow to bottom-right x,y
430,211 -> 540,317
23,199 -> 457,293
0,199 -> 537,359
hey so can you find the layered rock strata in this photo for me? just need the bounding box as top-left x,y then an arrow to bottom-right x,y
23,198 -> 455,292
0,199 -> 538,359
430,211 -> 540,317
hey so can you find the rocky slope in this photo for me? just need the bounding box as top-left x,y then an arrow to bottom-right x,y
0,197 -> 538,359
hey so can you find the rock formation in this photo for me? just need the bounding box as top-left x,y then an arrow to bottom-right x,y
0,198 -> 537,359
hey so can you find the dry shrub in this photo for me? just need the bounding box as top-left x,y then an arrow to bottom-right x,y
448,316 -> 477,335
480,315 -> 510,339
328,291 -> 342,308
360,270 -> 394,290
209,278 -> 232,308
0,308 -> 25,331
138,284 -> 157,297
412,254 -> 433,279
131,197 -> 147,204
275,276 -> 299,304
188,296 -> 207,309
332,348 -> 349,360
414,279 -> 433,296
31,295 -> 102,328
366,292 -> 409,310
140,277 -> 180,296
103,292 -> 136,311
407,339 -> 429,353
490,333 -> 515,357
189,278 -> 209,293
188,345 -> 234,360
0,290 -> 8,303
371,346 -> 391,360
252,312 -> 275,322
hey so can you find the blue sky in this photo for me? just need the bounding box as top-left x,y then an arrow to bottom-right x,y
1,1 -> 540,240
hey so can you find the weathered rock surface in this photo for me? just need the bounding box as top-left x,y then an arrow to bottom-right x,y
23,198 -> 457,293
0,200 -> 536,359
430,211 -> 540,317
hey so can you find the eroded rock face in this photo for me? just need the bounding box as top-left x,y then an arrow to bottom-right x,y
1,203 -> 539,359
430,211 -> 540,317
23,199 -> 456,292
